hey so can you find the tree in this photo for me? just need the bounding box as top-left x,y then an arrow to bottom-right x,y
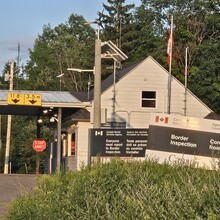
131,3 -> 164,63
100,0 -> 135,48
131,0 -> 220,113
96,0 -> 136,77
189,39 -> 220,113
10,115 -> 53,173
25,14 -> 96,92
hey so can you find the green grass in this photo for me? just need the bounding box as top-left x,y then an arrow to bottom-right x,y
6,159 -> 220,220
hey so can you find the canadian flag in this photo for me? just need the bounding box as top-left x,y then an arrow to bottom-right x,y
95,131 -> 103,136
155,116 -> 169,124
167,18 -> 174,70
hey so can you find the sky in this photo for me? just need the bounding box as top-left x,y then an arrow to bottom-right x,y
0,0 -> 140,73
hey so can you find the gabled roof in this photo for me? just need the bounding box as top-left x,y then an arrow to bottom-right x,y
204,112 -> 220,120
86,60 -> 143,101
70,91 -> 89,102
71,56 -> 212,114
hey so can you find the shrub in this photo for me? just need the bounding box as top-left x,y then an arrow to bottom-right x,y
6,159 -> 220,220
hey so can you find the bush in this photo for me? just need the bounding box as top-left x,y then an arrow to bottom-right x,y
6,159 -> 220,220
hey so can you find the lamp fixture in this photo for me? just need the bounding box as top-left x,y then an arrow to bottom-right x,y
50,116 -> 58,123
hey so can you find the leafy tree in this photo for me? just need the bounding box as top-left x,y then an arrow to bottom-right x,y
10,115 -> 53,173
189,39 -> 220,113
25,14 -> 96,92
135,0 -> 220,115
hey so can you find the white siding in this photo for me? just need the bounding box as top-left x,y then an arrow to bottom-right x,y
100,57 -> 211,128
75,121 -> 92,169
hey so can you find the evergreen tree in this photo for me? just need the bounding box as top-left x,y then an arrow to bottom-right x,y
100,0 -> 136,62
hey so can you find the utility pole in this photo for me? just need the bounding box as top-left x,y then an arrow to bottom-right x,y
0,115 -> 2,171
93,35 -> 102,128
4,60 -> 14,174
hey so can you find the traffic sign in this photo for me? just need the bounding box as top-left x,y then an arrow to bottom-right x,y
7,93 -> 25,105
7,92 -> 42,106
33,139 -> 47,152
24,94 -> 42,106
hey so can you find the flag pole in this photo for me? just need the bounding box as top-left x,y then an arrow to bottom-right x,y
167,15 -> 173,114
184,47 -> 188,116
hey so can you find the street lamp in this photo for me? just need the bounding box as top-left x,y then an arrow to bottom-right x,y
67,67 -> 95,100
67,68 -> 94,73
56,73 -> 64,91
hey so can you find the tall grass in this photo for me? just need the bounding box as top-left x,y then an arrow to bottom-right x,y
6,159 -> 220,219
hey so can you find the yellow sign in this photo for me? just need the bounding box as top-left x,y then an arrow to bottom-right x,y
24,94 -> 42,106
7,93 -> 25,105
7,93 -> 42,106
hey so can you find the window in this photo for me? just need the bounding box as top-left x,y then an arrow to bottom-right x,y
141,91 -> 156,108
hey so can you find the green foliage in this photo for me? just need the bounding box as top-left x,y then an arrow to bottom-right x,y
9,116 -> 53,174
189,39 -> 220,113
7,160 -> 220,219
25,14 -> 96,92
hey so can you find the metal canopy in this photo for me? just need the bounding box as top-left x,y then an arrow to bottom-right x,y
0,90 -> 89,116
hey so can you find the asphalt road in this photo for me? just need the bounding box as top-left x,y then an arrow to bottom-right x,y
0,174 -> 38,219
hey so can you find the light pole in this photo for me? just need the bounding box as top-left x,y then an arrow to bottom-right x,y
56,73 -> 64,91
93,38 -> 102,128
4,60 -> 14,174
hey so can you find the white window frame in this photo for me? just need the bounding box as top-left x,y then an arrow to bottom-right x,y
141,91 -> 157,108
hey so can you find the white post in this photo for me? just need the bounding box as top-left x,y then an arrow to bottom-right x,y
112,60 -> 117,121
167,16 -> 173,114
184,47 -> 188,116
4,60 -> 14,174
56,107 -> 62,172
67,132 -> 72,156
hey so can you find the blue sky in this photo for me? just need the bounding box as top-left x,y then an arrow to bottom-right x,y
0,0 -> 140,73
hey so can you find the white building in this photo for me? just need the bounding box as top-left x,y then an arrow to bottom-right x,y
68,56 -> 212,170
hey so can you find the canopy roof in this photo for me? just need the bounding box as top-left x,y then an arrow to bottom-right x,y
0,90 -> 89,116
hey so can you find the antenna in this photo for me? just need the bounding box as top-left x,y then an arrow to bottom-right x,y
15,42 -> 21,89
84,9 -> 105,39
17,42 -> 20,72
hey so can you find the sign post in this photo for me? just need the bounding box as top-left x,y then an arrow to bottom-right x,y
33,139 -> 46,175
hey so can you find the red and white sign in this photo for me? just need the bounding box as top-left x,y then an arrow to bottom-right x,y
148,113 -> 220,170
155,116 -> 169,124
33,139 -> 47,152
150,113 -> 220,133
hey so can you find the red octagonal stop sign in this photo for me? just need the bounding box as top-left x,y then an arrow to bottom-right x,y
33,139 -> 47,152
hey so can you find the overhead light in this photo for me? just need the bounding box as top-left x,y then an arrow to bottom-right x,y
57,73 -> 64,78
37,118 -> 43,124
43,109 -> 48,114
67,67 -> 94,73
50,117 -> 58,123
67,68 -> 82,72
